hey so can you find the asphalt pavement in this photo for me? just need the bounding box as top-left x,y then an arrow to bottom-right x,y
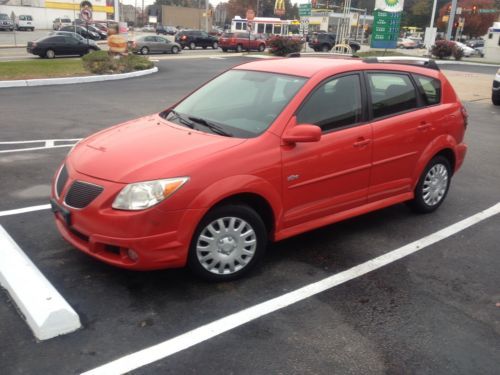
0,57 -> 499,375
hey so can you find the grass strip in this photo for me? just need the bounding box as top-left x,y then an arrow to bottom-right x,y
0,59 -> 87,80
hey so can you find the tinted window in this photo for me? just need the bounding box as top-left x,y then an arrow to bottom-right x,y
368,73 -> 417,119
144,36 -> 156,42
235,22 -> 242,30
64,36 -> 78,45
201,32 -> 208,37
297,74 -> 362,132
414,75 -> 441,105
265,24 -> 273,34
257,23 -> 264,33
62,18 -> 71,23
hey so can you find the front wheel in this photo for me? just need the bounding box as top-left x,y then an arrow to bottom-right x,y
212,41 -> 218,49
45,49 -> 55,59
189,41 -> 196,50
408,155 -> 451,213
188,204 -> 268,281
171,45 -> 180,54
492,93 -> 500,106
321,44 -> 330,52
140,46 -> 149,55
258,43 -> 265,52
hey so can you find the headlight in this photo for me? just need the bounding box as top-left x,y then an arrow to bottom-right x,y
112,177 -> 189,210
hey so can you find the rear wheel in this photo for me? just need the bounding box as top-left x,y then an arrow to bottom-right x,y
45,49 -> 55,59
212,41 -> 218,49
188,204 -> 267,281
258,43 -> 265,52
171,45 -> 180,54
189,41 -> 196,50
222,47 -> 228,52
140,46 -> 149,55
492,93 -> 500,106
321,44 -> 330,52
236,44 -> 243,53
408,155 -> 451,213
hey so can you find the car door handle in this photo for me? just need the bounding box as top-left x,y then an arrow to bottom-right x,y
353,138 -> 371,148
417,122 -> 432,130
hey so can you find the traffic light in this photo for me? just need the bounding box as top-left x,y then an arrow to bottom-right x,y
454,21 -> 459,28
471,5 -> 477,14
447,4 -> 451,13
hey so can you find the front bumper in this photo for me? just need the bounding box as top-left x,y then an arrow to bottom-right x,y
51,162 -> 203,270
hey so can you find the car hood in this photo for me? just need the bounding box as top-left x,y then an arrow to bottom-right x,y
70,114 -> 246,183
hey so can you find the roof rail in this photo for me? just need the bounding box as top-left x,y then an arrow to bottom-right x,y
363,56 -> 440,71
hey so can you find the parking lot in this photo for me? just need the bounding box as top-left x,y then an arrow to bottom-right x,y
1,57 -> 499,374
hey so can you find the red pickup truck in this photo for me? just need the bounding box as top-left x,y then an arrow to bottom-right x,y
219,32 -> 266,52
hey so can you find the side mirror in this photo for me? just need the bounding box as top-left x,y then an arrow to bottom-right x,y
282,124 -> 321,144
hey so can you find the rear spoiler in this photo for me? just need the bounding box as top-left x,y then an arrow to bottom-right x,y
363,57 -> 440,71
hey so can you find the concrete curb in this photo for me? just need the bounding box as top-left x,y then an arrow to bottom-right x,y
0,225 -> 81,340
0,66 -> 158,88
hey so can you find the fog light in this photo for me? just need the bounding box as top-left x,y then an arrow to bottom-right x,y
127,249 -> 138,261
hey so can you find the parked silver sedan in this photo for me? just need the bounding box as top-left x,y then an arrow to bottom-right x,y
129,36 -> 181,55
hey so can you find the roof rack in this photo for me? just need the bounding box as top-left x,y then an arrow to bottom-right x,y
363,57 -> 440,71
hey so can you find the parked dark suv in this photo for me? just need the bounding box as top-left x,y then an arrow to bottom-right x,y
175,29 -> 219,50
308,32 -> 361,53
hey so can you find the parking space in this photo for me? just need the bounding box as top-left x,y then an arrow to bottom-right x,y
1,58 -> 499,374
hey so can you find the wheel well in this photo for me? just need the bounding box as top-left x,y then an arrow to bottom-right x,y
212,193 -> 275,237
435,148 -> 456,174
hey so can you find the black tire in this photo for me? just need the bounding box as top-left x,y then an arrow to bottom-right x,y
45,49 -> 55,59
408,155 -> 451,214
321,44 -> 330,52
202,45 -> 207,49
140,46 -> 149,55
258,43 -> 265,52
188,204 -> 268,281
171,45 -> 180,54
222,47 -> 228,52
212,41 -> 218,49
189,41 -> 196,50
236,44 -> 243,53
492,93 -> 500,106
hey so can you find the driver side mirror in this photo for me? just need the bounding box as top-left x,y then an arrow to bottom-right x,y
282,124 -> 321,144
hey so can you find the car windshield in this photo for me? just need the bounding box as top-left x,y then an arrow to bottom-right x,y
166,70 -> 306,138
62,18 -> 71,23
0,14 -> 9,20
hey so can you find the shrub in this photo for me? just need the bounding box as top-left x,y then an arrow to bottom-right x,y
82,51 -> 154,74
268,36 -> 304,56
452,44 -> 464,60
431,40 -> 454,59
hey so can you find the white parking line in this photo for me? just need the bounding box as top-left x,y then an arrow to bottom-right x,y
82,202 -> 500,375
0,204 -> 51,217
0,139 -> 81,154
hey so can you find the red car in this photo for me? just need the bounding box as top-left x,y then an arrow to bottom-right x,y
219,32 -> 266,52
51,57 -> 467,280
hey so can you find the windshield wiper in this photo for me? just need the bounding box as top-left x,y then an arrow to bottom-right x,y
187,116 -> 233,137
166,110 -> 195,129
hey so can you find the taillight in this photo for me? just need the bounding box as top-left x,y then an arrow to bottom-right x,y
460,105 -> 468,129
181,35 -> 187,40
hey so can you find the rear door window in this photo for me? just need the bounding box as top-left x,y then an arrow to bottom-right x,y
413,75 -> 441,106
368,73 -> 418,119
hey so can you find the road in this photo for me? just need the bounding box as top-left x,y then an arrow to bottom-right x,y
0,58 -> 499,375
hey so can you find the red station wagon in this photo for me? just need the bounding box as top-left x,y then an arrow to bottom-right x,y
219,32 -> 267,52
51,57 -> 468,280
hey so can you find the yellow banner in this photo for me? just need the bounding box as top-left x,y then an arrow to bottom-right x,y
45,1 -> 114,13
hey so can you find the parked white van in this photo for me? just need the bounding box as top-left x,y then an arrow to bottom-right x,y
15,15 -> 35,31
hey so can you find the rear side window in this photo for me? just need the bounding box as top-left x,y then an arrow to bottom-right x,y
297,74 -> 363,132
62,18 -> 71,23
368,73 -> 417,119
414,75 -> 441,105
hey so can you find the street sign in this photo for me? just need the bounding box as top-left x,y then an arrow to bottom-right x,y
79,1 -> 93,22
479,9 -> 498,13
299,4 -> 312,17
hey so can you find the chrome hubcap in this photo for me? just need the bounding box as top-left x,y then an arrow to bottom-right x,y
422,163 -> 448,206
196,217 -> 257,275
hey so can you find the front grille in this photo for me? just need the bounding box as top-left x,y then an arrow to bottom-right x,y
65,181 -> 103,209
493,80 -> 500,89
56,164 -> 68,197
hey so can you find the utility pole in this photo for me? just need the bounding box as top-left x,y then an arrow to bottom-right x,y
205,0 -> 209,32
446,0 -> 458,40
